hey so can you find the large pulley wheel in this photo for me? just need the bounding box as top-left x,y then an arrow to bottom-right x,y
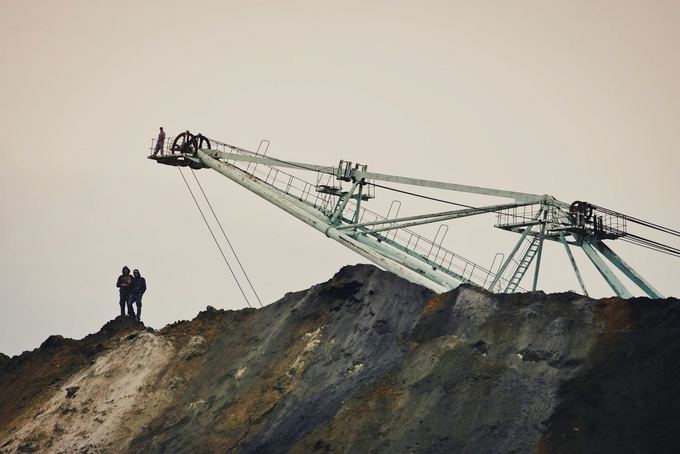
171,131 -> 211,156
569,200 -> 593,221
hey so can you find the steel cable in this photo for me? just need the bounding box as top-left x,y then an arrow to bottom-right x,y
177,167 -> 253,308
189,169 -> 263,307
592,204 -> 680,237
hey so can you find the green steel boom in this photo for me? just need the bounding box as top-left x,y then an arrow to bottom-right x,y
149,132 -> 665,299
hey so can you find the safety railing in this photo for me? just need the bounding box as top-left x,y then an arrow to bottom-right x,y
149,136 -> 174,156
495,203 -> 627,240
207,138 -> 338,215
340,199 -> 522,291
157,135 -> 522,292
589,208 -> 628,238
495,204 -> 542,229
494,234 -> 539,293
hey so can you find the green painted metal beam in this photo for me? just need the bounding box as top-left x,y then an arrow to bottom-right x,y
581,240 -> 633,298
532,208 -> 548,291
591,239 -> 664,299
559,233 -> 588,296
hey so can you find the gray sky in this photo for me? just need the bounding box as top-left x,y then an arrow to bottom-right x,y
1,0 -> 679,356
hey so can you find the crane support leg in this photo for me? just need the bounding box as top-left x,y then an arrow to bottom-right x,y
591,239 -> 664,299
531,208 -> 548,291
197,151 -> 452,293
581,241 -> 633,298
559,233 -> 588,296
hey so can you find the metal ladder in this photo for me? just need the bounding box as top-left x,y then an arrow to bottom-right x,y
504,235 -> 541,293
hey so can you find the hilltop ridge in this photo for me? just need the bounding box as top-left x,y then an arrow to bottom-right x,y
1,264 -> 679,453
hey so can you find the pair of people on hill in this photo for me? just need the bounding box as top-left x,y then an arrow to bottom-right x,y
116,266 -> 146,321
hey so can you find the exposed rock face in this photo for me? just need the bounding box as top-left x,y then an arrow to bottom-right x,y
0,264 -> 678,453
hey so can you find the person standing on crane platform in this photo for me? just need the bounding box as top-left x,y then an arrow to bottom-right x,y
130,269 -> 147,322
153,126 -> 165,156
116,266 -> 133,317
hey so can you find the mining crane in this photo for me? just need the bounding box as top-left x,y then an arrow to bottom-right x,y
149,131 -> 678,299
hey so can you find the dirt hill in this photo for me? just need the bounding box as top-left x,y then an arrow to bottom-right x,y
1,264 -> 679,453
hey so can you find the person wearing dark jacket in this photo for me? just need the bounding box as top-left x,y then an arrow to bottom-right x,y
116,266 -> 133,317
130,269 -> 147,322
153,126 -> 165,156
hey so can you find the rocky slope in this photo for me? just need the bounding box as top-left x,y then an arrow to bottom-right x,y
1,264 -> 679,453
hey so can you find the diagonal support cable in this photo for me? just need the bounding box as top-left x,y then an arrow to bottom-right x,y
189,169 -> 263,307
177,167 -> 253,308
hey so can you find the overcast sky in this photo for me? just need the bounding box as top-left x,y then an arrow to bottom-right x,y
1,0 -> 678,356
